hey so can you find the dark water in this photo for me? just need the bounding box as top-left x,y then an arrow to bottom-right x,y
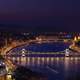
26,42 -> 70,52
10,42 -> 70,53
9,57 -> 80,80
26,57 -> 80,80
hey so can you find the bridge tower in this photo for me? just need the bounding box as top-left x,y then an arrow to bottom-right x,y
65,49 -> 70,57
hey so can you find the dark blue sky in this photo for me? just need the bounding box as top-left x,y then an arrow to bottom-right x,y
0,0 -> 80,32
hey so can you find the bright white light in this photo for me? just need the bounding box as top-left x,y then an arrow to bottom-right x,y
22,54 -> 25,57
22,51 -> 25,54
21,48 -> 26,54
0,64 -> 1,66
22,48 -> 26,51
65,49 -> 69,57
2,62 -> 5,65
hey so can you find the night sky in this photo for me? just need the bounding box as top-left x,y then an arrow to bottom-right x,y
0,0 -> 80,32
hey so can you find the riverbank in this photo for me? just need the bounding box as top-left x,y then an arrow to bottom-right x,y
1,40 -> 29,55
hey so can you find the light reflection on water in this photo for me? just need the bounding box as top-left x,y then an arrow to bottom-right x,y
9,57 -> 80,67
8,57 -> 80,80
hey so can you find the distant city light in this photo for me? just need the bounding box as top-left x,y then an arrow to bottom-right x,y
7,75 -> 12,80
2,62 -> 5,65
74,36 -> 77,42
78,36 -> 80,40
